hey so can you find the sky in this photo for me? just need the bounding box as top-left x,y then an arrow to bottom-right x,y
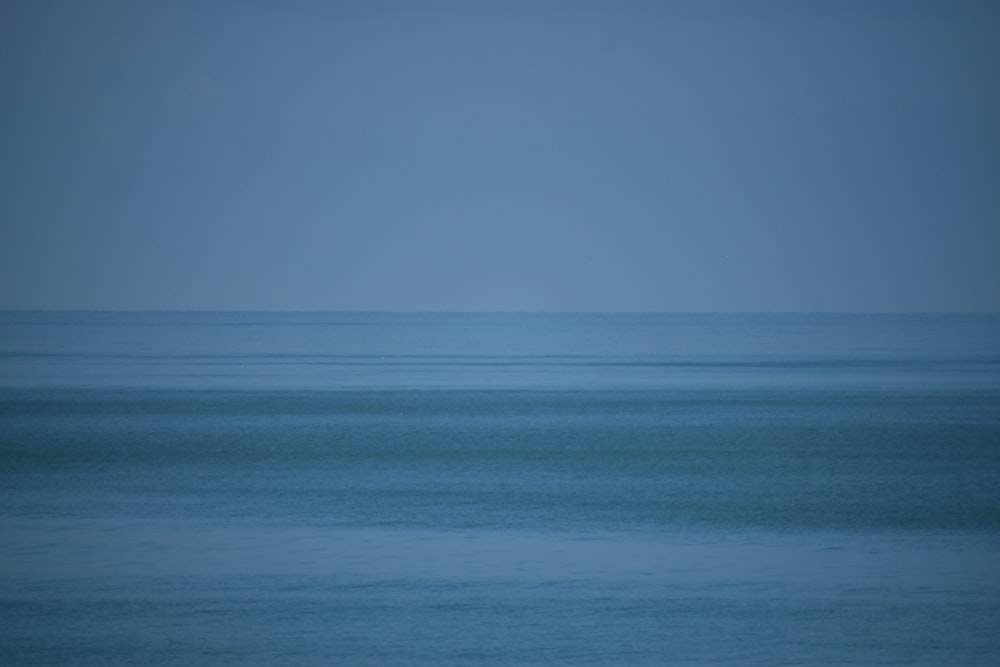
1,0 -> 998,312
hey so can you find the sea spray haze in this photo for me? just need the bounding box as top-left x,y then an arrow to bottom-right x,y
2,312 -> 1000,665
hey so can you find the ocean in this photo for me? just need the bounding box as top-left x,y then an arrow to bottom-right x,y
1,311 -> 999,665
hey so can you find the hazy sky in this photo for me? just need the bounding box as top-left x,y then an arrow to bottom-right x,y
2,0 -> 998,311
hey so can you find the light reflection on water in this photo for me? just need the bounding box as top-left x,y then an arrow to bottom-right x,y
2,311 -> 999,391
4,519 -> 998,595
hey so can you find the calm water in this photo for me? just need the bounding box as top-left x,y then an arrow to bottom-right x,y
2,312 -> 999,665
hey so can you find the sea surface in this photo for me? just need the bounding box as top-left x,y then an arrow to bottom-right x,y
2,311 -> 999,665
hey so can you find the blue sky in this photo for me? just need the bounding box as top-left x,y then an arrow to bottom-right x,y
2,0 -> 998,311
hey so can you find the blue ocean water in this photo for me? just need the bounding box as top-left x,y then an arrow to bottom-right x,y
1,312 -> 999,665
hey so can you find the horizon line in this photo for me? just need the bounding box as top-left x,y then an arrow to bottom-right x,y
2,308 -> 999,316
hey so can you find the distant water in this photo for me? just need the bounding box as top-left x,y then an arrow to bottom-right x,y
2,312 -> 999,665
